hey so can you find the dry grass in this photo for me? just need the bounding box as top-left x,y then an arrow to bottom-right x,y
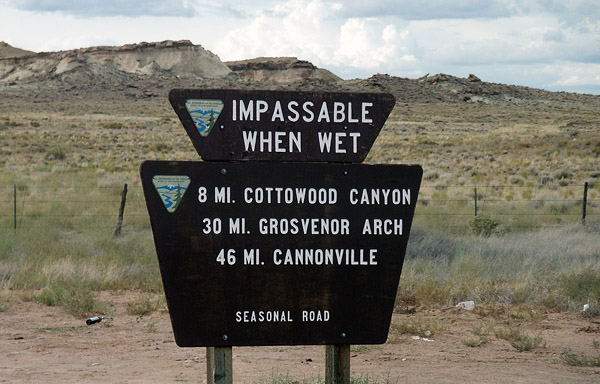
401,224 -> 600,309
1,94 -> 599,313
369,103 -> 599,205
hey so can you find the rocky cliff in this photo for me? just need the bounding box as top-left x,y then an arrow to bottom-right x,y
225,57 -> 341,84
0,40 -> 230,84
0,40 -> 597,108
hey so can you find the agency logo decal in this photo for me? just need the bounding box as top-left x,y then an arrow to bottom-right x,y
152,175 -> 191,213
185,99 -> 224,137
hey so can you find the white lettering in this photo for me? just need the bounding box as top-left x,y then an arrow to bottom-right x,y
362,102 -> 373,123
290,131 -> 301,152
260,131 -> 272,152
242,131 -> 301,153
233,99 -> 375,123
245,187 -> 337,204
333,102 -> 345,123
335,132 -> 346,153
243,130 -> 257,151
301,310 -> 330,322
236,310 -> 293,322
275,131 -> 286,153
318,132 -> 332,153
256,100 -> 268,121
272,101 -> 284,122
362,219 -> 403,235
303,101 -> 314,122
287,101 -> 299,122
349,188 -> 412,205
349,132 -> 360,153
259,218 -> 349,235
348,102 -> 359,123
318,102 -> 330,122
240,100 -> 253,120
273,249 -> 377,265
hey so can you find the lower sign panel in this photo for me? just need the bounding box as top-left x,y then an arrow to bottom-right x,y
141,161 -> 422,347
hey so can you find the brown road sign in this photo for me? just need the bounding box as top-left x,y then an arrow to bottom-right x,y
169,89 -> 395,162
141,160 -> 422,347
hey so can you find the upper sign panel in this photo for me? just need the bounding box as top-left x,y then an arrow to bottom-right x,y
169,89 -> 396,162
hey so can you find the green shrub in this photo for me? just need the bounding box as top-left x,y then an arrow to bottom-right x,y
561,347 -> 600,367
0,296 -> 8,312
32,280 -> 109,317
127,294 -> 163,316
151,143 -> 170,152
463,336 -> 490,347
46,148 -> 66,161
560,268 -> 600,313
391,319 -> 448,337
103,122 -> 124,129
470,215 -> 500,237
495,327 -> 544,352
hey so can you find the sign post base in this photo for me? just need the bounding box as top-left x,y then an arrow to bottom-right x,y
326,345 -> 350,384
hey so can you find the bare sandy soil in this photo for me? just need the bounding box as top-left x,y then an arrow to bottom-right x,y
1,291 -> 599,383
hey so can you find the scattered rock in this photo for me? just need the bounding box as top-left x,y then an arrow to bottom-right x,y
411,336 -> 434,342
467,74 -> 481,82
456,301 -> 475,310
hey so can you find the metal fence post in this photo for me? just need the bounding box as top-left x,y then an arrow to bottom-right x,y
13,180 -> 17,230
474,183 -> 478,217
582,182 -> 588,225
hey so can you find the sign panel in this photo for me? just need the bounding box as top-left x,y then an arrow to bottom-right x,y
141,161 -> 422,347
169,89 -> 396,162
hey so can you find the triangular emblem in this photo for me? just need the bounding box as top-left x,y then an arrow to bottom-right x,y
152,175 -> 191,213
185,99 -> 224,137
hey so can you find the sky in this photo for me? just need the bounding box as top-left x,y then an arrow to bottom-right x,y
1,0 -> 599,94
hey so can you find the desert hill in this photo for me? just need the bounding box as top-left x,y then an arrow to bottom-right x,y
0,41 -> 34,58
348,73 -> 600,106
0,40 -> 229,84
225,57 -> 341,84
0,40 -> 598,109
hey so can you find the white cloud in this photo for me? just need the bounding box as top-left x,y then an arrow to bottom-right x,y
215,0 -> 420,77
332,20 -> 417,73
409,14 -> 600,66
332,0 -> 515,19
211,0 -> 600,91
544,62 -> 600,89
8,0 -> 198,17
217,1 -> 334,61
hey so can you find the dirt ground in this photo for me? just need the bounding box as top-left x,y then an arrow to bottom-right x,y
1,291 -> 599,384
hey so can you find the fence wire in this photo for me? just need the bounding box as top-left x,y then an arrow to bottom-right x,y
0,183 -> 597,232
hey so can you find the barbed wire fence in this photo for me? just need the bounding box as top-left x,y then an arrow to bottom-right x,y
415,182 -> 596,232
0,181 -> 597,233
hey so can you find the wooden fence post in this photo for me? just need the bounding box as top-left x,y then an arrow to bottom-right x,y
114,183 -> 128,236
326,345 -> 350,384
